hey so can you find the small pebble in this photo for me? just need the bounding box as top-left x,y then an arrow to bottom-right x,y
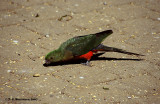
88,21 -> 92,23
35,13 -> 39,17
45,34 -> 49,38
93,95 -> 96,98
7,70 -> 11,73
99,27 -> 102,30
12,40 -> 18,44
40,56 -> 44,59
103,2 -> 107,5
79,76 -> 84,79
128,96 -> 131,99
103,86 -> 109,90
75,4 -> 79,6
157,18 -> 160,21
33,74 -> 40,77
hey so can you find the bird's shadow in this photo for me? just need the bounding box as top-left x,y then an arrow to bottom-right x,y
43,53 -> 144,67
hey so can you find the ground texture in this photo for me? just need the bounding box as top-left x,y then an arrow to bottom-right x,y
0,0 -> 160,104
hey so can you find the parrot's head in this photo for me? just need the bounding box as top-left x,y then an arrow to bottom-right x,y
44,49 -> 63,65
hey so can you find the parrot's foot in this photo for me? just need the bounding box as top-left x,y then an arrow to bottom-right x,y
81,61 -> 92,67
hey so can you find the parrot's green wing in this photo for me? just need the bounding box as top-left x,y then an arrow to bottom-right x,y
60,30 -> 113,56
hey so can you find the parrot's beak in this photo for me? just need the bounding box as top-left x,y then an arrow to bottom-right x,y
43,60 -> 51,66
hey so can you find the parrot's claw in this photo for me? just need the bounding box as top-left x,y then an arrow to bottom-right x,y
81,61 -> 92,67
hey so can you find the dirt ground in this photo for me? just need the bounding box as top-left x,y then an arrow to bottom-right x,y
0,0 -> 160,104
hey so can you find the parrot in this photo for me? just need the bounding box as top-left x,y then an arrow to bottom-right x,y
44,30 -> 143,66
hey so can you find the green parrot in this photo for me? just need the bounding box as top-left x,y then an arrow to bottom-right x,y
44,30 -> 143,66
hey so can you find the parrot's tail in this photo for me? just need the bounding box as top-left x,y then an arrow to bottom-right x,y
94,44 -> 144,56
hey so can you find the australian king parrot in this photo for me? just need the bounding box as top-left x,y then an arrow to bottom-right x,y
44,30 -> 143,66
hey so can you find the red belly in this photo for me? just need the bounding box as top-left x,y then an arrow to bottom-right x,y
78,51 -> 93,61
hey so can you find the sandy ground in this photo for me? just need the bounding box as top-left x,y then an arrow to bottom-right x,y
0,0 -> 160,104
